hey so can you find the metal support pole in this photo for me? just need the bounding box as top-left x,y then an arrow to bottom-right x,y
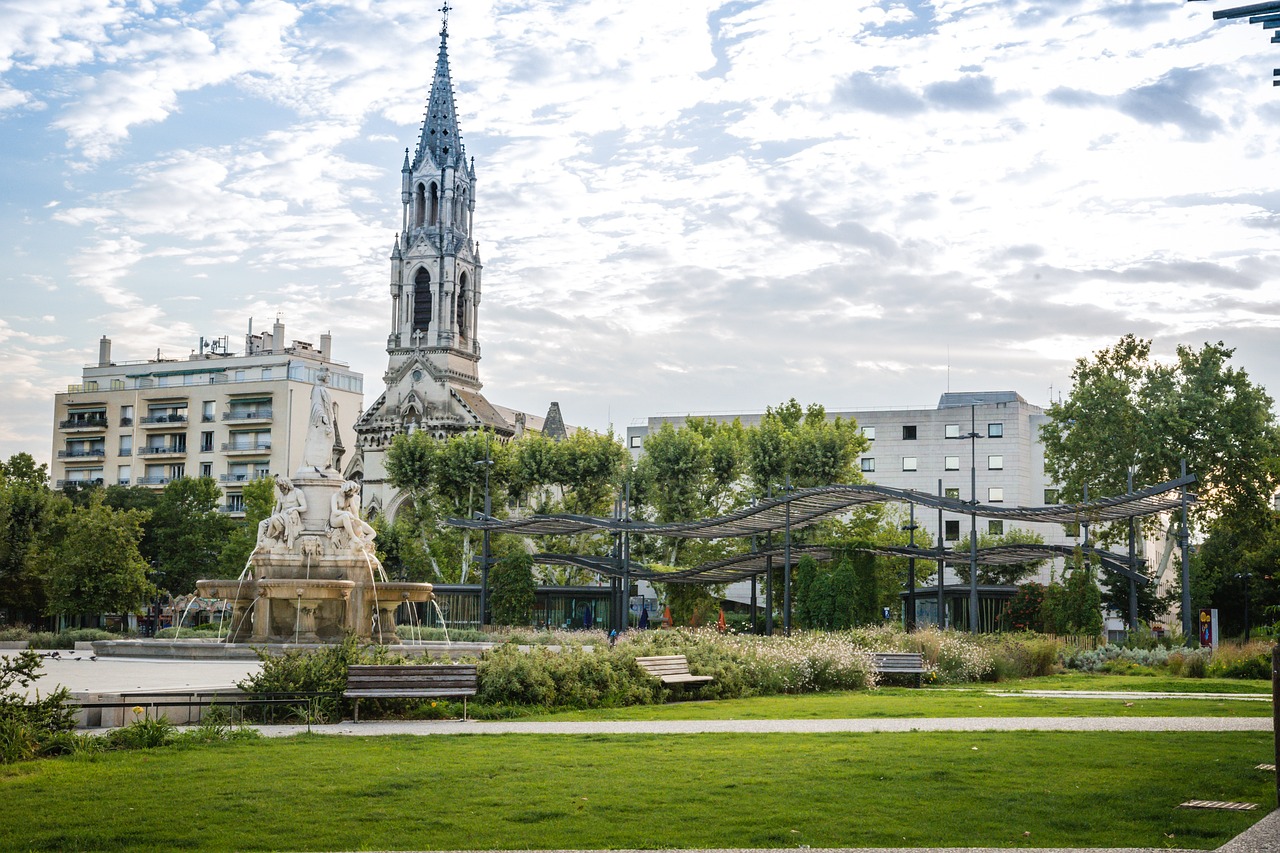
1180,459 -> 1193,644
937,479 -> 945,629
621,480 -> 631,632
765,485 -> 774,635
750,573 -> 757,634
1273,645 -> 1279,808
478,433 -> 493,628
968,404 -> 979,634
783,475 -> 792,637
1127,469 -> 1138,633
905,503 -> 917,632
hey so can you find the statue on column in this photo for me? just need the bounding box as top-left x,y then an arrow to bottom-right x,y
329,480 -> 377,554
301,371 -> 337,473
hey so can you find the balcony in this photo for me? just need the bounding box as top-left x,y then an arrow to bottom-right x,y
137,446 -> 187,458
222,410 -> 273,422
136,476 -> 171,487
59,416 -> 107,431
55,478 -> 104,489
120,417 -> 133,427
57,448 -> 106,459
140,414 -> 188,427
218,505 -> 246,516
221,442 -> 271,454
219,472 -> 271,483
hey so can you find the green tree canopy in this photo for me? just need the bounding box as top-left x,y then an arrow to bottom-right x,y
488,552 -> 535,626
35,492 -> 152,620
0,454 -> 53,625
149,477 -> 232,594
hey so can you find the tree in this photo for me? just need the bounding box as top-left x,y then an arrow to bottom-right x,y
34,492 -> 151,621
744,399 -> 868,492
488,552 -> 535,626
149,477 -> 232,594
1040,335 -> 1280,632
0,454 -> 53,626
951,527 -> 1048,586
1041,555 -> 1104,636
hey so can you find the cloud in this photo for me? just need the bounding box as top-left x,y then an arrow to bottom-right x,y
1117,68 -> 1222,141
833,71 -> 926,115
923,75 -> 1007,111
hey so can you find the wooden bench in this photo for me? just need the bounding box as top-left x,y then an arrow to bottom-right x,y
344,664 -> 477,722
870,652 -> 928,686
635,655 -> 714,685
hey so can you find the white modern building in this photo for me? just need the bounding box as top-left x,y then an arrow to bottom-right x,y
50,319 -> 363,516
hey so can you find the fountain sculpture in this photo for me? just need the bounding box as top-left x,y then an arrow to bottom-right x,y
196,373 -> 433,644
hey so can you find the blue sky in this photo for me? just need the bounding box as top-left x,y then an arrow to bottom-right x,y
3,0 -> 1279,467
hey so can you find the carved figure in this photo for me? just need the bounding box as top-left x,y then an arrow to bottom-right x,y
256,476 -> 307,550
301,371 -> 337,471
329,480 -> 376,553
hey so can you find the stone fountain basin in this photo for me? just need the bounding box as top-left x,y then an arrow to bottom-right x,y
254,578 -> 357,599
194,579 -> 257,602
368,581 -> 434,603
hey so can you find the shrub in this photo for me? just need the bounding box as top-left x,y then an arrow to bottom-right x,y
1208,642 -> 1272,680
106,715 -> 176,749
21,629 -> 119,650
238,635 -> 407,723
901,627 -> 992,683
986,633 -> 1059,679
0,651 -> 77,764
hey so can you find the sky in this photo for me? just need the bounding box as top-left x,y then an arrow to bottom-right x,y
4,0 -> 1280,468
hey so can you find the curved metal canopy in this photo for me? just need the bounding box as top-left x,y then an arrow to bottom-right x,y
533,542 -> 1149,586
450,475 -> 1196,539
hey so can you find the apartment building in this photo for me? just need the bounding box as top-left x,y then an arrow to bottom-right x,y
51,320 -> 362,516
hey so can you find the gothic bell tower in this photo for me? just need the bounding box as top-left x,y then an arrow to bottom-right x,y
350,7 -> 513,516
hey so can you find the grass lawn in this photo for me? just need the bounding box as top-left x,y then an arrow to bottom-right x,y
988,673 -> 1272,694
514,684 -> 1271,722
0,731 -> 1272,851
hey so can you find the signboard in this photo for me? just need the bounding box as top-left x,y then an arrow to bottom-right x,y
1198,607 -> 1219,649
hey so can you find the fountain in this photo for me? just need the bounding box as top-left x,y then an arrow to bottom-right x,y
196,373 -> 433,644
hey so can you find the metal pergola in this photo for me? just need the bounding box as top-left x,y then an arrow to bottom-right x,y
448,475 -> 1197,636
1192,1 -> 1280,83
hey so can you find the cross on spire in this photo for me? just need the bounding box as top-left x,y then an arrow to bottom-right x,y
439,2 -> 451,31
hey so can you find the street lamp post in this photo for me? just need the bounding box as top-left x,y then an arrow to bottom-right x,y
947,403 -> 982,634
474,432 -> 494,628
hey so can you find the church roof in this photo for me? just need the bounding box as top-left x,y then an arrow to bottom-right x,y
453,387 -> 512,433
414,14 -> 467,173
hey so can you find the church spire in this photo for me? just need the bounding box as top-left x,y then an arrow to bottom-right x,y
414,4 -> 466,172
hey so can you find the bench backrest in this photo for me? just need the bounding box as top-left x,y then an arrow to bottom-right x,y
635,655 -> 693,677
870,652 -> 925,669
346,664 -> 477,691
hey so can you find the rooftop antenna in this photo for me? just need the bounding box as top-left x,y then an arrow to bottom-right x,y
946,345 -> 951,393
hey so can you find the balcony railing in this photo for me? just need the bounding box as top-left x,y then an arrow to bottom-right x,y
140,414 -> 188,426
117,478 -> 130,486
59,416 -> 107,430
57,448 -> 105,459
137,446 -> 187,457
218,505 -> 247,515
55,478 -> 104,489
136,476 -> 171,486
119,448 -> 133,457
222,410 -> 273,421
218,472 -> 271,483
221,442 -> 272,453
119,417 -> 133,427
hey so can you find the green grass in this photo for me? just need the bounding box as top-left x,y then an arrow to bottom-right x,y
990,673 -> 1273,694
0,732 -> 1272,851
512,685 -> 1271,722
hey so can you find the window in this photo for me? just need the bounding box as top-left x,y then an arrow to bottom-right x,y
202,401 -> 215,422
944,520 -> 960,541
902,425 -> 917,440
944,455 -> 960,471
988,423 -> 1004,438
988,455 -> 1004,470
119,435 -> 132,455
120,405 -> 134,426
987,487 -> 1004,503
945,423 -> 960,439
261,367 -> 272,380
117,465 -> 131,485
902,456 -> 917,472
226,493 -> 245,513
945,487 -> 960,499
861,426 -> 876,441
200,462 -> 212,478
988,520 -> 1004,536
629,435 -> 642,448
1044,488 -> 1060,505
170,463 -> 185,480
861,457 -> 875,473
1063,521 -> 1080,538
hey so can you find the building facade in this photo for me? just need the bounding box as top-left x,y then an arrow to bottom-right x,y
50,320 -> 362,516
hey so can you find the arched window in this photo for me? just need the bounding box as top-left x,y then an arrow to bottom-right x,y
413,183 -> 425,228
429,183 -> 439,226
413,268 -> 432,334
456,272 -> 468,341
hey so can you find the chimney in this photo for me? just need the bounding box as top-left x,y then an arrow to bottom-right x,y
272,318 -> 286,353
98,336 -> 112,367
319,332 -> 332,362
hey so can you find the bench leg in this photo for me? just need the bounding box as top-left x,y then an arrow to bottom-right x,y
463,696 -> 468,722
354,698 -> 360,723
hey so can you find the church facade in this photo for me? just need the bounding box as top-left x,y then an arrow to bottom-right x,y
348,13 -> 561,517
